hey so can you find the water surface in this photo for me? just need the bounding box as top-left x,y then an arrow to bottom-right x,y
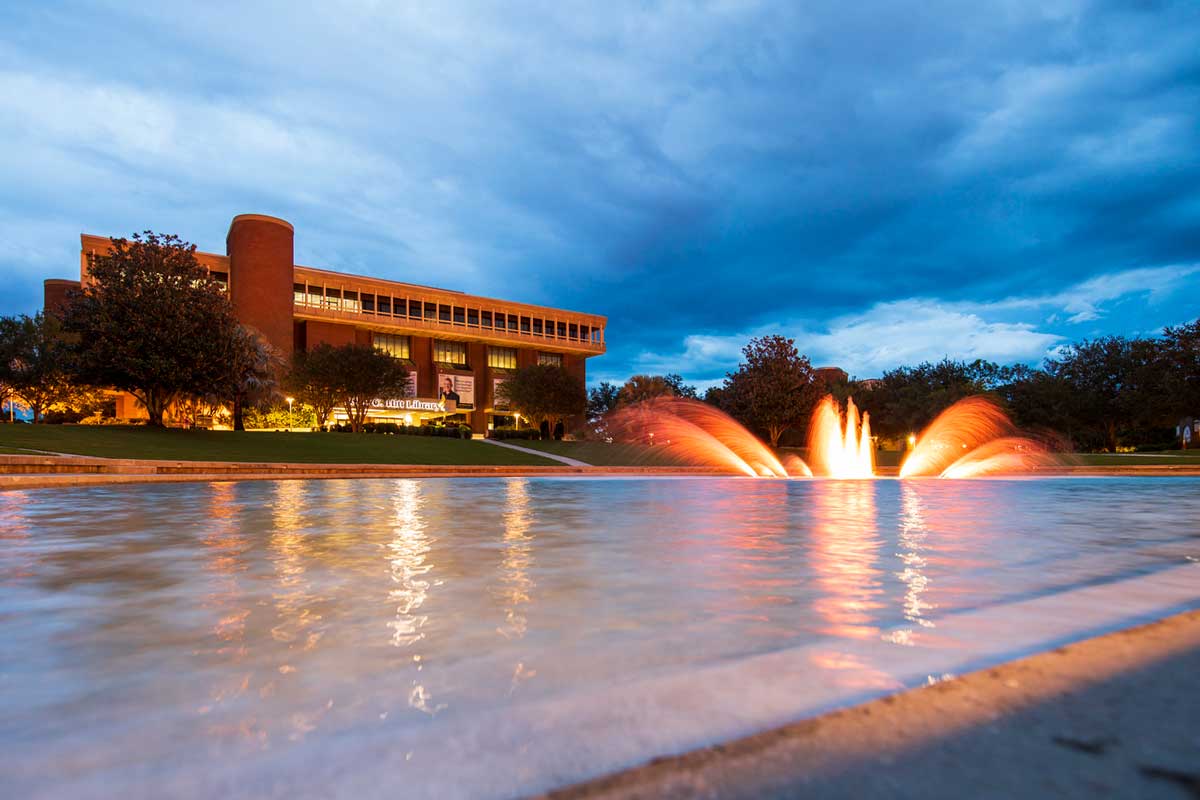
2,477 -> 1198,797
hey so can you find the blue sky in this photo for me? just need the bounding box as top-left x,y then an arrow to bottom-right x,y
2,1 -> 1197,389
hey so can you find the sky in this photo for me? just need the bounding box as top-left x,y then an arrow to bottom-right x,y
1,0 -> 1197,390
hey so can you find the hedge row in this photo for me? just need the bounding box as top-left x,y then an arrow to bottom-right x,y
490,427 -> 543,441
326,422 -> 473,439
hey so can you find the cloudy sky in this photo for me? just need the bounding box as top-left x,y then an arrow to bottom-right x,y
2,1 -> 1197,388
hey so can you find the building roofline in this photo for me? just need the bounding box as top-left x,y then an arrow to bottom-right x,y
77,232 -> 606,324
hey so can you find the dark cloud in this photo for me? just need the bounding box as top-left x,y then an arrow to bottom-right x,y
0,0 -> 1197,382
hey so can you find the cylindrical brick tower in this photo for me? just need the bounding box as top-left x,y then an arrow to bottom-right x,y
226,214 -> 295,361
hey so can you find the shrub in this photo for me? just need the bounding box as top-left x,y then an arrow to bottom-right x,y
492,427 -> 542,441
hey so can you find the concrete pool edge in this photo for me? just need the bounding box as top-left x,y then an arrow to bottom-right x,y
536,606 -> 1200,800
2,454 -> 1200,490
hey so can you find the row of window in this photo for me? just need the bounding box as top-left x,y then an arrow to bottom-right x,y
370,334 -> 562,369
295,283 -> 602,344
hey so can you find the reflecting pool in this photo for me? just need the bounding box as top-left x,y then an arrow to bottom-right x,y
2,477 -> 1199,798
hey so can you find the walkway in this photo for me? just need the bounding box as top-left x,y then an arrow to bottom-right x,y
480,438 -> 592,467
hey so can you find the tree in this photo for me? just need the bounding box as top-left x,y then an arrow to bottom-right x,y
217,326 -> 283,431
0,313 -> 95,423
64,232 -> 244,426
1162,319 -> 1200,419
286,343 -> 344,428
711,335 -> 817,447
662,373 -> 699,399
333,344 -> 410,433
498,364 -> 586,432
856,358 -> 1010,440
587,380 -> 620,421
1046,337 -> 1136,452
617,374 -> 678,406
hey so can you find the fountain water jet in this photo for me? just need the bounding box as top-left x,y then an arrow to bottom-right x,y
807,396 -> 875,479
899,396 -> 1060,478
607,393 -> 1062,479
605,398 -> 807,477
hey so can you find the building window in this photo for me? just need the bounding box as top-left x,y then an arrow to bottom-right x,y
362,293 -> 376,313
434,339 -> 468,366
538,352 -> 563,367
373,333 -> 411,359
488,346 -> 517,369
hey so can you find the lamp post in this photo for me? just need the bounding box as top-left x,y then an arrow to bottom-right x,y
286,396 -> 294,430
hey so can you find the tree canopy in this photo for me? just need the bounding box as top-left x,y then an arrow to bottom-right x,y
287,343 -> 345,427
0,312 -> 97,423
498,364 -> 585,428
63,232 -> 245,426
708,335 -> 818,447
315,344 -> 412,433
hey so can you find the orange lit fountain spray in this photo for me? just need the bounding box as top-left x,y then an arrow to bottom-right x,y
605,398 -> 809,477
807,396 -> 875,478
899,396 -> 1060,478
607,394 -> 1059,479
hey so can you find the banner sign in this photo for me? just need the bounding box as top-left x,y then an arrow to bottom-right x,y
492,376 -> 511,411
438,373 -> 475,410
369,397 -> 446,412
404,369 -> 418,398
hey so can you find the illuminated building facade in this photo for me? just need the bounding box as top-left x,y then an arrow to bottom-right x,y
45,214 -> 607,433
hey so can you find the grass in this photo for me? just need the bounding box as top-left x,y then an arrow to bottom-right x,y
516,439 -> 694,467
525,441 -> 1200,469
0,424 -> 556,466
1073,451 -> 1200,466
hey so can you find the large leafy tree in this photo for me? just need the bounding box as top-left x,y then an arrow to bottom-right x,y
333,344 -> 410,433
0,312 -> 96,423
498,364 -> 586,430
711,335 -> 817,447
286,343 -> 345,427
1044,336 -> 1173,452
64,232 -> 243,426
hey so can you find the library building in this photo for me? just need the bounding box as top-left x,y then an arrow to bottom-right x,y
44,214 -> 607,435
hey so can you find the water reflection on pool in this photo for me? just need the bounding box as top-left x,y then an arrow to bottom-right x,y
1,477 -> 1198,797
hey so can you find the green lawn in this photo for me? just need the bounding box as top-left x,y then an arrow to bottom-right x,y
518,440 -> 697,467
1073,451 -> 1200,466
0,425 -> 556,465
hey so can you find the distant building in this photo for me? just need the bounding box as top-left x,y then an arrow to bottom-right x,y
46,214 -> 607,433
813,366 -> 849,385
855,378 -> 883,391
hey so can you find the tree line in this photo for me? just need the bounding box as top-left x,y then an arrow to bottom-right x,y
589,328 -> 1200,453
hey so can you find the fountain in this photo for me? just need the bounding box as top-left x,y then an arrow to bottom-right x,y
807,396 -> 875,479
607,394 -> 1061,479
898,396 -> 1060,478
605,397 -> 801,477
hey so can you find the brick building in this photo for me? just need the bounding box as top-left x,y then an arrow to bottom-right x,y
46,214 -> 607,433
